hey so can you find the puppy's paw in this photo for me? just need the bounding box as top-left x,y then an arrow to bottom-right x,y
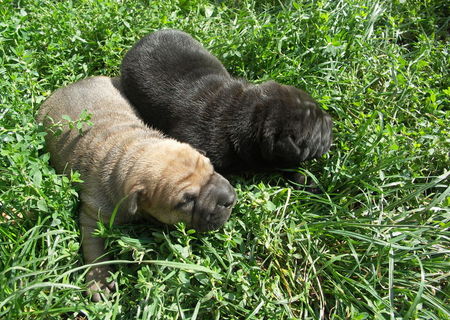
86,266 -> 116,302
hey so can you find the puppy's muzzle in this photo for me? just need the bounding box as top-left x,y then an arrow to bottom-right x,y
272,111 -> 333,166
192,173 -> 236,232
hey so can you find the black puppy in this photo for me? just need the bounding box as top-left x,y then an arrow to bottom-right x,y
121,29 -> 332,178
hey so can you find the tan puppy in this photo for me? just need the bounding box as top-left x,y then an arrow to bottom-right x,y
37,76 -> 236,301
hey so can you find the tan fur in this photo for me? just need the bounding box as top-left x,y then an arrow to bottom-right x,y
37,76 -> 235,301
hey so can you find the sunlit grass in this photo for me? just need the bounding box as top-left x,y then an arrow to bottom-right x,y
1,0 -> 449,319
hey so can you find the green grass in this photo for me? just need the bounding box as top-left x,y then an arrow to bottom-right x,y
1,0 -> 449,319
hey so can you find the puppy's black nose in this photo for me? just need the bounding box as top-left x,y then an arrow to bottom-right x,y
216,182 -> 237,209
192,173 -> 236,232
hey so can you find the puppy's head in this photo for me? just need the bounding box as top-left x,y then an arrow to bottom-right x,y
127,141 -> 236,232
251,81 -> 333,167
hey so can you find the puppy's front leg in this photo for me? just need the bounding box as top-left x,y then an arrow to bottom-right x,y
79,204 -> 115,301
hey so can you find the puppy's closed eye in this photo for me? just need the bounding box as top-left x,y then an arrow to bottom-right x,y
175,193 -> 197,211
219,200 -> 234,209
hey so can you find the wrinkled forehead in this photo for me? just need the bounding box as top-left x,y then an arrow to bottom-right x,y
261,84 -> 317,107
164,150 -> 214,191
281,85 -> 316,104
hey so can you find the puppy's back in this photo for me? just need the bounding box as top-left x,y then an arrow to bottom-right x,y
121,30 -> 232,130
37,76 -> 161,175
122,29 -> 229,86
38,76 -> 138,129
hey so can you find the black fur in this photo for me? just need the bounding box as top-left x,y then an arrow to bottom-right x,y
121,29 -> 332,174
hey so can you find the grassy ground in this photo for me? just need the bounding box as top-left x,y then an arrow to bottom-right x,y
1,0 -> 449,319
